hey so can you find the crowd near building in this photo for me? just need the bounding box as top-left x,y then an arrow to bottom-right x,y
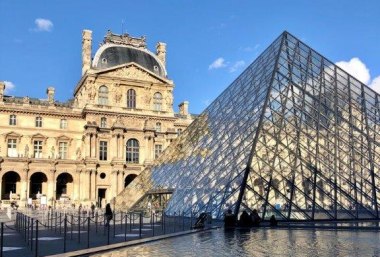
0,30 -> 193,208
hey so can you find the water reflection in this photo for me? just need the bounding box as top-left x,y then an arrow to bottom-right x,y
91,229 -> 380,257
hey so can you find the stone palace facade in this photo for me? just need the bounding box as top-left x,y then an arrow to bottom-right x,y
0,30 -> 193,208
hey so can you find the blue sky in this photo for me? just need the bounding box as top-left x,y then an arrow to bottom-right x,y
1,0 -> 380,114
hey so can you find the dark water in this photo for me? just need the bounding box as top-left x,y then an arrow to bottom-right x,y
93,228 -> 380,256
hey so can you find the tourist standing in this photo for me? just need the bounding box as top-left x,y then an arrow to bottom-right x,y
105,203 -> 113,226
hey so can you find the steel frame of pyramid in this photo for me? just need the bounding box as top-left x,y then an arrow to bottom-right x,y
120,31 -> 380,221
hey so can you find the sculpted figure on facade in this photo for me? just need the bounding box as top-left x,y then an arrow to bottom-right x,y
51,146 -> 55,159
23,96 -> 29,104
88,84 -> 97,101
24,144 -> 29,158
113,87 -> 122,104
76,147 -> 82,160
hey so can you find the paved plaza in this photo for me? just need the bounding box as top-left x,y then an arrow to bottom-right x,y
0,207 -> 197,257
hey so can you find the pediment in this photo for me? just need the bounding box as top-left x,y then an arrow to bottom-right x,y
95,63 -> 168,84
3,131 -> 23,142
4,131 -> 22,138
56,135 -> 71,141
56,135 -> 73,145
31,133 -> 47,140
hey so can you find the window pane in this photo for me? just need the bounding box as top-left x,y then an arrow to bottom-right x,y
99,141 -> 108,161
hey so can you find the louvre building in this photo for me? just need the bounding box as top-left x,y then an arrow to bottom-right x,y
116,31 -> 380,221
0,30 -> 193,208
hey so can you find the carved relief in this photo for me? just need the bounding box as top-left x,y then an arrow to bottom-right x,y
88,85 -> 97,101
107,66 -> 160,83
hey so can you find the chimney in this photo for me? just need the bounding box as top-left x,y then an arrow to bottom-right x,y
0,81 -> 5,103
178,101 -> 189,116
82,29 -> 92,75
46,87 -> 55,104
156,42 -> 166,67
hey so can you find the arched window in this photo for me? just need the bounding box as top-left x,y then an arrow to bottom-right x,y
126,89 -> 136,108
153,92 -> 162,111
155,122 -> 161,132
100,117 -> 107,128
98,86 -> 108,105
126,139 -> 139,163
177,128 -> 183,135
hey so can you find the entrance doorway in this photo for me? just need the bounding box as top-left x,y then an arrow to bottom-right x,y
56,173 -> 74,200
2,171 -> 21,200
29,172 -> 48,199
98,188 -> 107,208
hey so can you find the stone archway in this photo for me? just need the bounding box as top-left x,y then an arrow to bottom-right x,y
29,172 -> 48,199
2,171 -> 21,200
56,173 -> 74,200
124,174 -> 137,188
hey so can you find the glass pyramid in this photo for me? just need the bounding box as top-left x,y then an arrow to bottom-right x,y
117,31 -> 380,221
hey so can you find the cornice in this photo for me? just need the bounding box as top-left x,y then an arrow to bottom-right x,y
0,105 -> 83,119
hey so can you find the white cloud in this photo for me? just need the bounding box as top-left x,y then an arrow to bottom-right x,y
202,99 -> 211,106
369,76 -> 380,94
4,81 -> 15,94
229,60 -> 245,73
32,18 -> 53,32
335,57 -> 370,84
209,57 -> 226,70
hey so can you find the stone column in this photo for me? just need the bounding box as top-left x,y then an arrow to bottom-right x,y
21,169 -> 29,203
76,169 -> 81,201
90,134 -> 96,158
118,172 -> 124,194
90,170 -> 96,201
112,171 -> 118,198
85,134 -> 91,158
48,169 -> 56,204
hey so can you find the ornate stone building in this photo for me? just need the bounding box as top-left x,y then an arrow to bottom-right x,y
0,30 -> 193,208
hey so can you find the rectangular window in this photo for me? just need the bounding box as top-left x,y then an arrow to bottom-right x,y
35,117 -> 43,127
155,144 -> 163,159
60,119 -> 67,129
58,142 -> 68,159
7,139 -> 17,157
33,140 -> 43,158
99,141 -> 108,161
9,115 -> 16,126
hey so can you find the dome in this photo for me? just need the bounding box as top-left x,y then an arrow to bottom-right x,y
92,44 -> 166,77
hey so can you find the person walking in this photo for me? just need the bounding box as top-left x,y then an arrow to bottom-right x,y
105,203 -> 113,226
91,203 -> 95,218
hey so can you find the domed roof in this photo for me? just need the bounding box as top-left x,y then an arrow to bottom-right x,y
93,44 -> 166,77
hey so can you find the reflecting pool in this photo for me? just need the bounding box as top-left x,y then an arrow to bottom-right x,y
92,228 -> 380,256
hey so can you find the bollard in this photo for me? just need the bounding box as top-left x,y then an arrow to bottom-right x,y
27,217 -> 30,245
152,212 -> 155,237
107,222 -> 110,245
113,212 -> 116,238
30,218 -> 34,251
163,211 -> 166,235
182,211 -> 185,231
55,212 -> 57,233
59,212 -> 62,234
87,217 -> 90,249
35,220 -> 38,257
24,215 -> 27,241
78,213 -> 81,244
95,212 -> 98,233
1,222 -> 4,257
63,215 -> 67,253
124,215 -> 127,242
70,215 -> 73,240
139,212 -> 142,239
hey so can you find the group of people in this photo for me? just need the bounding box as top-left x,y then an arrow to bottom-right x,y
224,209 -> 278,227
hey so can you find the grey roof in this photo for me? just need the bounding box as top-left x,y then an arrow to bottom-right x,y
93,46 -> 166,77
